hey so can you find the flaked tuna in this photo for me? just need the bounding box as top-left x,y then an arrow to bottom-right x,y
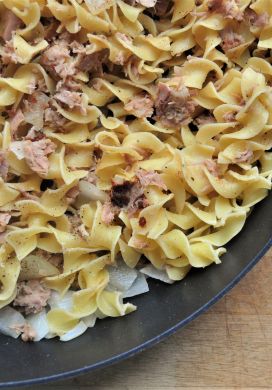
13,280 -> 51,315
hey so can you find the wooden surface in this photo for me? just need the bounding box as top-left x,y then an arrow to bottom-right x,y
35,248 -> 272,390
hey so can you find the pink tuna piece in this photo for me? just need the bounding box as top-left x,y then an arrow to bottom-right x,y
208,0 -> 243,21
13,280 -> 51,315
220,28 -> 244,52
235,150 -> 254,163
245,8 -> 269,28
9,109 -> 25,137
54,89 -> 87,115
101,201 -> 116,225
66,185 -> 80,205
0,213 -> 11,233
124,94 -> 154,118
155,82 -> 196,128
23,139 -> 56,175
136,169 -> 167,190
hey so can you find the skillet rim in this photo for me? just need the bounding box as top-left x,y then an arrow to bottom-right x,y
1,236 -> 271,388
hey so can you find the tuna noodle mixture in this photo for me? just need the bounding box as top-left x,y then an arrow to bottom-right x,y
0,0 -> 271,342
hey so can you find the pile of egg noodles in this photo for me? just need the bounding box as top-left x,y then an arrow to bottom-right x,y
0,0 -> 271,341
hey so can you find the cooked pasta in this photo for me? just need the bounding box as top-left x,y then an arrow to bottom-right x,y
0,0 -> 271,342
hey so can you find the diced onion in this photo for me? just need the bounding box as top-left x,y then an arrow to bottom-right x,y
0,306 -> 25,339
48,291 -> 74,311
27,310 -> 49,342
78,180 -> 107,202
122,274 -> 149,298
140,264 -> 174,284
19,255 -> 59,281
107,260 -> 138,292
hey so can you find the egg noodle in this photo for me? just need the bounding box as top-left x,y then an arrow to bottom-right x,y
0,0 -> 271,341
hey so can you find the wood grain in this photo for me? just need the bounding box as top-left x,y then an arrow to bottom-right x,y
33,248 -> 272,390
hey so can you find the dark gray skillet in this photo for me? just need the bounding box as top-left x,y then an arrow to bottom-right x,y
0,193 -> 271,387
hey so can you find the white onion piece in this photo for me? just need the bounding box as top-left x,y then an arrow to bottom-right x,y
122,274 -> 149,298
82,313 -> 96,328
48,291 -> 74,311
24,92 -> 49,129
79,180 -> 107,202
60,321 -> 88,342
140,265 -> 174,284
107,261 -> 138,292
0,307 -> 25,339
27,310 -> 49,342
19,255 -> 59,281
9,141 -> 25,160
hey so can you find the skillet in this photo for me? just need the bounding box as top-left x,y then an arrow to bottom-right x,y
0,192 -> 271,387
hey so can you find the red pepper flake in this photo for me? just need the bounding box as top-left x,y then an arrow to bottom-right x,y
139,217 -> 146,227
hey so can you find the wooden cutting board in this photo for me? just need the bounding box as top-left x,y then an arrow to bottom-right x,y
40,248 -> 272,390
